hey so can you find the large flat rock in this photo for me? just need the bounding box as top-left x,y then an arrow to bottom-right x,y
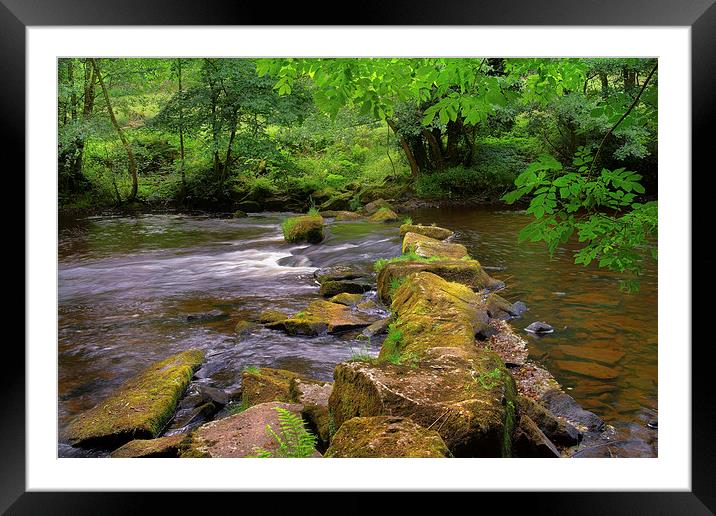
180,401 -> 319,458
329,346 -> 517,457
64,349 -> 205,449
266,300 -> 378,335
399,224 -> 454,240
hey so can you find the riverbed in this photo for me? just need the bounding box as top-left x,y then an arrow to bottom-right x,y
58,208 -> 657,456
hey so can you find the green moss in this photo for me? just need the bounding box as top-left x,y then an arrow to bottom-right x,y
282,214 -> 324,243
373,251 -> 443,273
65,349 -> 205,448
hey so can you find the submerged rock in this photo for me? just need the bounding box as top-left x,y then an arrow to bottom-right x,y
554,360 -> 619,380
64,349 -> 205,448
186,309 -> 228,322
402,232 -> 469,260
399,224 -> 454,240
110,434 -> 189,458
525,321 -> 555,334
234,320 -> 258,337
329,346 -> 517,457
377,259 -> 503,304
367,208 -> 400,223
179,401 -> 318,458
282,214 -> 324,244
232,210 -> 248,218
325,416 -> 451,458
266,300 -> 377,335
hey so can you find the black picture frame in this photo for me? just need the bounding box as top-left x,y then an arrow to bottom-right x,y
5,1 -> 713,513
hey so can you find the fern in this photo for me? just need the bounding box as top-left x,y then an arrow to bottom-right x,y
253,407 -> 317,458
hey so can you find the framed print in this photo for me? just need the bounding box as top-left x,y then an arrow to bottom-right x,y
6,0 -> 714,513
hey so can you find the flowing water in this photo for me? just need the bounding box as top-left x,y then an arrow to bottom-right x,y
57,208 -> 657,456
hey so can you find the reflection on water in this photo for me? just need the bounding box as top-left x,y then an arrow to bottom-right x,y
58,209 -> 657,452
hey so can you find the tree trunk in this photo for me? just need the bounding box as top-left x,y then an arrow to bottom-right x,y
221,108 -> 239,184
386,118 -> 419,177
92,58 -> 138,202
177,59 -> 186,198
599,72 -> 609,99
421,128 -> 444,170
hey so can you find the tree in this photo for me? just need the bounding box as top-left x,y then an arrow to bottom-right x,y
92,58 -> 139,202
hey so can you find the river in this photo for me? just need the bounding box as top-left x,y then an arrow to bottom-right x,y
57,208 -> 657,456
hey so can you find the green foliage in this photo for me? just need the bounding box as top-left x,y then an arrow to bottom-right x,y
403,217 -> 413,225
502,146 -> 657,290
253,407 -> 317,458
243,365 -> 260,374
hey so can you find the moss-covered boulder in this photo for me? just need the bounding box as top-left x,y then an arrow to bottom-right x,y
234,320 -> 258,337
400,224 -> 454,240
110,434 -> 189,458
319,280 -> 372,298
233,210 -> 248,218
179,401 -> 318,458
314,265 -> 371,284
257,310 -> 289,324
380,272 -> 488,360
282,214 -> 324,244
368,208 -> 400,223
319,192 -> 353,211
325,416 -> 451,458
329,346 -> 518,457
376,259 -> 504,304
329,292 -> 364,306
363,198 -> 393,216
402,232 -> 469,260
64,349 -> 205,448
241,367 -> 303,407
335,211 -> 363,221
266,300 -> 377,335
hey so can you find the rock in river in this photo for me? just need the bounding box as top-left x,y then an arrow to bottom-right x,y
329,346 -> 517,457
64,349 -> 205,448
266,300 -> 378,335
399,224 -> 454,240
180,401 -> 320,458
367,208 -> 400,223
402,232 -> 469,260
110,433 -> 190,458
282,214 -> 325,244
377,259 -> 503,304
325,416 -> 451,458
525,321 -> 555,334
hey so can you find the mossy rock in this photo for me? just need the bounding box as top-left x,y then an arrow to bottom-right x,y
399,224 -> 454,240
367,208 -> 400,223
179,401 -> 316,458
517,395 -> 581,447
335,211 -> 363,221
266,300 -> 377,335
329,346 -> 518,457
110,433 -> 190,458
314,265 -> 371,284
380,272 -> 489,360
319,192 -> 353,211
402,232 -> 469,260
282,214 -> 324,244
484,292 -> 522,320
324,416 -> 451,458
290,378 -> 333,448
235,320 -> 258,336
241,367 -> 330,410
376,259 -> 504,304
257,310 -> 289,324
329,292 -> 364,306
362,198 -> 393,216
319,210 -> 340,217
233,210 -> 248,218
319,280 -> 372,298
64,349 -> 205,448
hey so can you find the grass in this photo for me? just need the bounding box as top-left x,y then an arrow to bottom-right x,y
243,365 -> 260,374
373,251 -> 444,273
402,217 -> 413,225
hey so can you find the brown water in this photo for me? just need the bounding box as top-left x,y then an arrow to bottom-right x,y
58,208 -> 657,456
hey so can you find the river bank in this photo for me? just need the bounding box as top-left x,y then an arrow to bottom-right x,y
58,205 -> 657,458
